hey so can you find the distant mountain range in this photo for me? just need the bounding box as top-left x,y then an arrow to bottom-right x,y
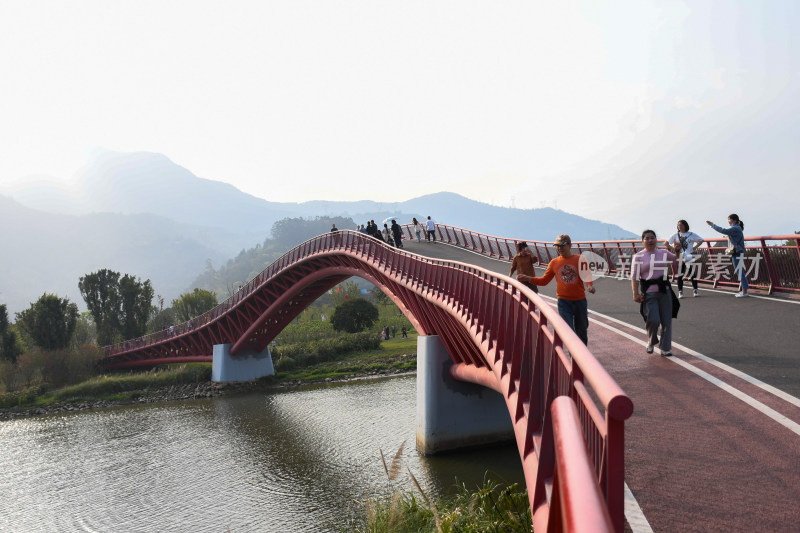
0,149 -> 636,315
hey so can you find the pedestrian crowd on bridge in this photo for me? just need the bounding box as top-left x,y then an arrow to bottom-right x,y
514,212 -> 750,358
355,216 -> 438,247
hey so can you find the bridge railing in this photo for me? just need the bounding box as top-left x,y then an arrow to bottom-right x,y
105,231 -> 344,355
404,223 -> 800,295
538,397 -> 615,532
372,231 -> 632,530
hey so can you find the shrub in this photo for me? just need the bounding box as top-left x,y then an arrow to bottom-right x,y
272,332 -> 381,371
0,384 -> 45,408
331,299 -> 379,333
274,356 -> 296,371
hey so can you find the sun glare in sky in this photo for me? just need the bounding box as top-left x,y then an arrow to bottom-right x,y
1,0 -> 797,236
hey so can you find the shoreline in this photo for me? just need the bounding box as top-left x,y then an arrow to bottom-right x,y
0,368 -> 415,421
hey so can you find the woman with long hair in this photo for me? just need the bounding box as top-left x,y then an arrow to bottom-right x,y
706,214 -> 749,297
412,217 -> 423,242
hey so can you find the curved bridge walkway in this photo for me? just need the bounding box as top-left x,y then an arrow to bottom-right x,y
104,230 -> 631,532
409,230 -> 800,533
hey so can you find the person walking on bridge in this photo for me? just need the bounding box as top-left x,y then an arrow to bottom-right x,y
631,229 -> 678,356
391,220 -> 403,249
382,223 -> 393,246
666,219 -> 704,298
706,214 -> 749,297
425,216 -> 436,242
509,242 -> 539,293
517,234 -> 595,345
412,217 -> 423,242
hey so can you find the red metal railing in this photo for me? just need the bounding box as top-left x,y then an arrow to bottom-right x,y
406,224 -> 800,295
103,230 -> 633,532
536,397 -> 615,532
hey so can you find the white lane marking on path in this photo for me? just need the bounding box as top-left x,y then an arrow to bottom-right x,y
625,482 -> 654,533
586,307 -> 800,410
553,303 -> 800,436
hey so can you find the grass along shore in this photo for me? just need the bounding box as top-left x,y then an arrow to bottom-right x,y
0,334 -> 418,420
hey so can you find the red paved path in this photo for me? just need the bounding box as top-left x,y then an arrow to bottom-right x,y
588,310 -> 800,532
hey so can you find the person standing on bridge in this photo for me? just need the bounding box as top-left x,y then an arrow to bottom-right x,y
426,216 -> 436,242
509,242 -> 539,293
517,234 -> 595,345
706,214 -> 749,297
382,223 -> 393,246
631,229 -> 678,356
412,217 -> 423,242
391,220 -> 403,249
666,219 -> 704,298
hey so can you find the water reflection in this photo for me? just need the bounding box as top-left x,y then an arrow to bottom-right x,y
0,374 -> 523,532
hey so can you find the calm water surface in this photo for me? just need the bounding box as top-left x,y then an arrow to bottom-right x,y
0,375 -> 524,532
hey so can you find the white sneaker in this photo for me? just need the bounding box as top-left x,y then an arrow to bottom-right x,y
735,292 -> 749,298
678,290 -> 683,299
693,289 -> 699,297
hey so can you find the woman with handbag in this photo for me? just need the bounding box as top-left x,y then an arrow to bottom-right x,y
706,214 -> 749,297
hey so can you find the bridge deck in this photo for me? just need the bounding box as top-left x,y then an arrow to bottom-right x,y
402,239 -> 800,533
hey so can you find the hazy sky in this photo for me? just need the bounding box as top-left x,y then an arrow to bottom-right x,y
1,0 -> 797,237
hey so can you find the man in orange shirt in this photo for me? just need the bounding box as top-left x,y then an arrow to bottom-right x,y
517,234 -> 595,345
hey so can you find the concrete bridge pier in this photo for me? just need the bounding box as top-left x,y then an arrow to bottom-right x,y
416,335 -> 514,455
212,343 -> 275,383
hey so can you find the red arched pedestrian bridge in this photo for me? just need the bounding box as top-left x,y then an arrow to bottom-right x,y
102,225 -> 800,533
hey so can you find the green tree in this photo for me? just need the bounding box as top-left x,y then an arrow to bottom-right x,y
330,298 -> 379,333
172,288 -> 218,322
0,303 -> 23,362
79,269 -> 155,345
369,285 -> 391,306
15,293 -> 79,351
272,216 -> 356,248
118,274 -> 154,339
148,295 -> 175,333
79,268 -> 121,346
72,312 -> 96,347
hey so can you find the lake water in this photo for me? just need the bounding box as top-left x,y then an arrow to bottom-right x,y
0,374 -> 524,532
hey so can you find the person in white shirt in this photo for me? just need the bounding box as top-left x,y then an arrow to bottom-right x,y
665,219 -> 704,298
425,216 -> 436,242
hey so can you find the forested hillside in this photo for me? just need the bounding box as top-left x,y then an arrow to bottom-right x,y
190,216 -> 356,299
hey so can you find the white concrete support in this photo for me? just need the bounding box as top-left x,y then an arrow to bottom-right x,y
212,343 -> 275,383
416,335 -> 514,455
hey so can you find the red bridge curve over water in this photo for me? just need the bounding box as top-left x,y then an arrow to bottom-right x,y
103,225 -> 800,532
104,229 -> 633,532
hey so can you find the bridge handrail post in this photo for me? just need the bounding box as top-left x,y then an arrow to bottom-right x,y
759,237 -> 780,294
468,231 -> 477,253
